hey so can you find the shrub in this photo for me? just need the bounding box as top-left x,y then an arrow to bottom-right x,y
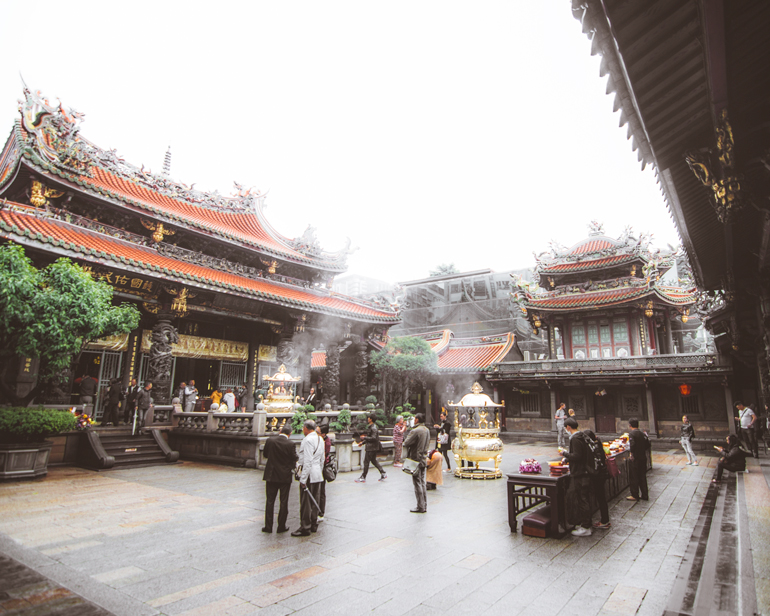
330,408 -> 352,433
0,407 -> 77,443
290,406 -> 317,434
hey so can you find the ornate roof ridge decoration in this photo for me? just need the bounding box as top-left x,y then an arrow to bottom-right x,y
13,86 -> 353,268
533,224 -> 657,271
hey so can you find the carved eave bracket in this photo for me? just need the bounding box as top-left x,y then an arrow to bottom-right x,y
685,109 -> 747,223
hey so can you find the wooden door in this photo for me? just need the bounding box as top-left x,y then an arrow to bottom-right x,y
594,395 -> 616,434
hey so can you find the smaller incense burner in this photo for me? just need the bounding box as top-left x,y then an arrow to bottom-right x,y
448,382 -> 504,479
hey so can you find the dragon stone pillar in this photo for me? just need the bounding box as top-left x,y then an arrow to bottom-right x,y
147,313 -> 178,404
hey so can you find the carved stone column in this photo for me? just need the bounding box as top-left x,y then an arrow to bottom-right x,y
147,313 -> 178,404
353,342 -> 368,404
323,343 -> 340,405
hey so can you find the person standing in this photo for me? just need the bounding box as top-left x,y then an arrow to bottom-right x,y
134,381 -> 153,434
292,420 -> 324,537
236,382 -> 249,411
262,424 -> 297,533
222,388 -> 236,413
316,424 -> 332,521
561,417 -> 592,536
392,415 -> 407,467
183,380 -> 198,413
426,449 -> 444,490
355,413 -> 387,483
403,413 -> 431,513
680,415 -> 698,465
210,386 -> 223,407
434,412 -> 453,472
79,373 -> 98,410
124,378 -> 140,424
555,403 -> 568,450
584,429 -> 610,530
627,418 -> 650,501
304,387 -> 317,409
102,378 -> 123,426
734,402 -> 758,458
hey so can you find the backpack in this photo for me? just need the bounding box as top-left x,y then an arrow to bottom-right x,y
581,433 -> 606,475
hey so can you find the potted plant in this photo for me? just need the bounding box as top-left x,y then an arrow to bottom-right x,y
0,407 -> 77,480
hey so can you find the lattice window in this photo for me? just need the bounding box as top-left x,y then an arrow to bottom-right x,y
623,396 -> 641,417
569,395 -> 586,416
521,393 -> 540,415
220,362 -> 247,390
682,395 -> 700,416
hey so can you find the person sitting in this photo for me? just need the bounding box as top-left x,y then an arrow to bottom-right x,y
426,449 -> 444,490
713,434 -> 749,483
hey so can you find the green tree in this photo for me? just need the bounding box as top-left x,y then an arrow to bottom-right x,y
369,337 -> 438,412
0,243 -> 141,406
429,263 -> 459,277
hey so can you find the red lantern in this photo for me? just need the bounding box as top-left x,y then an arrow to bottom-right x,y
679,384 -> 691,396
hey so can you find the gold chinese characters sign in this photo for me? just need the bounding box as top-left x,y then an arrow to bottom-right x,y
141,331 -> 249,362
258,345 -> 277,362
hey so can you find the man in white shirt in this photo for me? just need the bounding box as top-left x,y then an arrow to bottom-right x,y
292,420 -> 324,536
183,380 -> 198,413
735,401 -> 758,458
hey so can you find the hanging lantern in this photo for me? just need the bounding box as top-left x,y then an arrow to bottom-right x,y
679,383 -> 691,396
681,309 -> 689,324
534,314 -> 542,328
645,300 -> 654,318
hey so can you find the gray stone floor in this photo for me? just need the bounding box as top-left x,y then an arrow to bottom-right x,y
0,442 -> 757,616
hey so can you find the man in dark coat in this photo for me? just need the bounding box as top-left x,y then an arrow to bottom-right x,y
79,374 -> 98,409
124,378 -> 140,424
355,413 -> 387,483
561,417 -> 593,536
262,424 -> 297,533
627,418 -> 650,501
102,378 -> 124,426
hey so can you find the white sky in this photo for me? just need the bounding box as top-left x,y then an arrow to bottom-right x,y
0,1 -> 680,284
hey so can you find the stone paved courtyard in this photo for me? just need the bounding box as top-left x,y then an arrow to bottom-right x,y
0,442 -> 766,616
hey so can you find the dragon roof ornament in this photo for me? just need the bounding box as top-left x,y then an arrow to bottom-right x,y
14,86 -> 352,267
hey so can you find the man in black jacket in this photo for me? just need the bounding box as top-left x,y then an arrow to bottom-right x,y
135,382 -> 153,434
627,418 -> 650,501
102,378 -> 124,426
124,378 -> 140,424
561,418 -> 592,536
262,425 -> 298,533
355,413 -> 387,483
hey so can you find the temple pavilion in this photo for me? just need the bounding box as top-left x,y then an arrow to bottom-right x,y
487,223 -> 732,437
0,87 -> 399,414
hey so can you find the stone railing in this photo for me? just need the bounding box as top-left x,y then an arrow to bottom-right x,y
490,352 -> 728,378
169,409 -> 368,436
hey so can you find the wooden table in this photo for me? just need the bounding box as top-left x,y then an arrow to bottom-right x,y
506,449 -> 650,536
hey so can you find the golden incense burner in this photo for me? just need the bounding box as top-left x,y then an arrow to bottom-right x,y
260,364 -> 302,412
448,382 -> 504,479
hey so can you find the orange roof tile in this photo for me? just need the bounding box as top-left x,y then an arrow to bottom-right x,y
0,207 -> 398,323
523,284 -> 695,311
311,351 -> 327,369
541,254 -> 638,273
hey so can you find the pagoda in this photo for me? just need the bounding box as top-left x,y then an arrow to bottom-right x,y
0,86 -> 399,413
487,223 -> 732,438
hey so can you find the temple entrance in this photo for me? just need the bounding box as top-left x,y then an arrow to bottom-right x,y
594,395 -> 616,433
74,350 -> 122,420
171,358 -> 220,398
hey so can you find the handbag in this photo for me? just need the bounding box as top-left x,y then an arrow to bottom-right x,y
323,462 -> 337,482
402,458 -> 420,475
606,456 -> 621,478
438,432 -> 449,445
323,452 -> 337,482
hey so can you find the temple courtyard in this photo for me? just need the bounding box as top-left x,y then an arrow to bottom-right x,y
1,443 -> 768,616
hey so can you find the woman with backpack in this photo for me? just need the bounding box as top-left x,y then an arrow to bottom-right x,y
583,430 -> 610,530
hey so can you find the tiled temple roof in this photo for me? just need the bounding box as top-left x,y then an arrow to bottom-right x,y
540,253 -> 640,274
0,87 -> 351,272
520,282 -> 696,312
314,330 -> 515,374
0,204 -> 399,323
